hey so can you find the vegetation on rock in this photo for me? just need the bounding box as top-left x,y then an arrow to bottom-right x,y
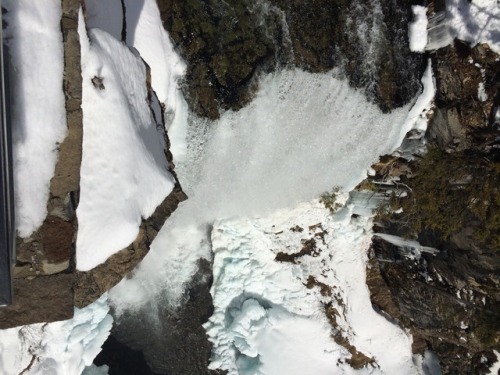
378,147 -> 500,250
319,186 -> 343,214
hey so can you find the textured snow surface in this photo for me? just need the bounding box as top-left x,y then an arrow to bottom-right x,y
432,0 -> 500,52
85,0 -> 188,162
0,296 -> 112,375
76,10 -> 175,271
448,0 -> 500,53
409,6 -> 429,52
204,201 -> 421,374
3,0 -> 67,237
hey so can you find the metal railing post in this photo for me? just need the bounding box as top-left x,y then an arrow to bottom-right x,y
0,0 -> 15,306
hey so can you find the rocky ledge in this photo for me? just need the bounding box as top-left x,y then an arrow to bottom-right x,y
364,40 -> 500,374
157,0 -> 425,119
0,0 -> 186,329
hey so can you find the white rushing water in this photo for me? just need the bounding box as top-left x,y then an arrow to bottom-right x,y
104,19 -> 436,362
109,68 -> 416,312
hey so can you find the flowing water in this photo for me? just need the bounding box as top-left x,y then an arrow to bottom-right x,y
104,1 -> 427,372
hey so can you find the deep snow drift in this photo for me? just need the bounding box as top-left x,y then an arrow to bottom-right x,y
76,9 -> 176,271
109,68 -> 417,312
3,0 -> 67,237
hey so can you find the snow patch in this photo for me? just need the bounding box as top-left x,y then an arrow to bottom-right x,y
399,59 -> 436,138
204,202 -> 421,374
0,295 -> 112,375
433,0 -> 500,53
409,6 -> 429,52
3,0 -> 67,237
76,10 -> 175,271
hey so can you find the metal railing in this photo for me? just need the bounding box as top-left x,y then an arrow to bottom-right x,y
0,2 -> 15,306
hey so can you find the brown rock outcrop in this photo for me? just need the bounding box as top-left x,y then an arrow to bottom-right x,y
157,0 -> 425,119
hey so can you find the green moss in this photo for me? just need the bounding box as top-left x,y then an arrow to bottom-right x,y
381,147 -> 500,248
320,187 -> 343,214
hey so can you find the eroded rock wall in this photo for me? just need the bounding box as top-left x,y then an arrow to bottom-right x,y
0,0 -> 186,328
365,40 -> 500,374
157,0 -> 425,119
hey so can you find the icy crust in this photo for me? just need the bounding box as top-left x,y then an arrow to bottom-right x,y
76,13 -> 175,271
205,201 -> 422,374
3,0 -> 67,237
0,295 -> 112,375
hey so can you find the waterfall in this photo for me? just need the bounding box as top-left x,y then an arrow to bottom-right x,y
103,1 -> 431,373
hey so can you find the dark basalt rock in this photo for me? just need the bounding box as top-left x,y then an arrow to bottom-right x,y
429,41 -> 500,152
157,0 -> 285,119
157,0 -> 425,119
368,236 -> 499,374
108,258 -> 226,375
94,335 -> 163,375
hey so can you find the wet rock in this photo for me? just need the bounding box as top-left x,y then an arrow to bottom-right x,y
429,42 -> 500,152
110,258 -> 225,375
158,0 -> 425,119
94,335 -> 162,375
157,0 -> 283,119
367,234 -> 500,374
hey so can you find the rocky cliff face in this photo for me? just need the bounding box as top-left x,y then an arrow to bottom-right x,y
365,40 -> 500,374
157,0 -> 425,119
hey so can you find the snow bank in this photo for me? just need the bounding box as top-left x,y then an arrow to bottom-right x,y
409,6 -> 429,52
399,59 -> 436,138
429,0 -> 500,53
0,295 -> 112,375
204,201 -> 421,374
76,10 -> 175,271
123,0 -> 188,162
84,0 -> 188,162
3,0 -> 67,237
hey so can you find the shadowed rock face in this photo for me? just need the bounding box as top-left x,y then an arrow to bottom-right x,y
365,41 -> 500,374
110,259 -> 226,375
157,0 -> 425,119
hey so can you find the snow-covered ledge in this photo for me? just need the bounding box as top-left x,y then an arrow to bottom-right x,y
0,0 -> 186,327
